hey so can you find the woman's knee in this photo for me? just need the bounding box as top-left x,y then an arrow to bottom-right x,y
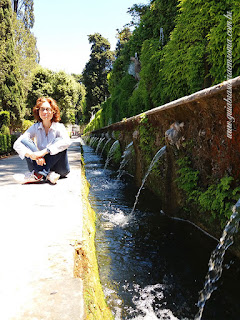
21,138 -> 38,152
46,151 -> 70,177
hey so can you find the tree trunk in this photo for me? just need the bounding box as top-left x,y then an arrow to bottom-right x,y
13,0 -> 18,13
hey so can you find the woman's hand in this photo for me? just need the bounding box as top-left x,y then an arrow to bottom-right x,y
28,153 -> 38,160
28,149 -> 49,160
36,157 -> 46,166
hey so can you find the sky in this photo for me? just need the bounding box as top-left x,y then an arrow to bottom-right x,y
32,0 -> 150,75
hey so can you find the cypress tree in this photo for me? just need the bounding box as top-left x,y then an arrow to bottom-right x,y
82,33 -> 114,122
13,14 -> 39,102
12,0 -> 35,29
0,0 -> 24,129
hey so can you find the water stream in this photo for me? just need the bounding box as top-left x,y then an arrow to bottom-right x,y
89,136 -> 98,147
96,137 -> 105,154
82,143 -> 240,320
101,138 -> 112,157
131,146 -> 166,216
195,199 -> 240,320
104,140 -> 120,170
117,142 -> 134,180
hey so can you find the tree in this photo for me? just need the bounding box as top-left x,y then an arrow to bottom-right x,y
11,0 -> 34,29
126,3 -> 148,27
82,33 -> 114,122
27,67 -> 85,124
53,71 -> 82,124
124,0 -> 178,59
12,13 -> 39,102
71,74 -> 86,124
107,0 -> 179,122
26,67 -> 55,113
0,0 -> 24,129
10,0 -> 38,117
115,27 -> 132,57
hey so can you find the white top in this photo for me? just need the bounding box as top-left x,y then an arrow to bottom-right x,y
14,122 -> 72,160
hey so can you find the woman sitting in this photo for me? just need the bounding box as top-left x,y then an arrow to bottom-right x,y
13,97 -> 71,184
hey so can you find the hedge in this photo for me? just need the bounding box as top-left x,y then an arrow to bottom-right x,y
0,134 -> 17,155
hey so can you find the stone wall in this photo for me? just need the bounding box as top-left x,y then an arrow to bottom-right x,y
86,76 -> 240,254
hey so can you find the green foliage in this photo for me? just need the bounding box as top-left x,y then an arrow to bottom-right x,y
0,110 -> 10,127
0,124 -> 10,135
13,0 -> 35,29
84,109 -> 104,133
101,98 -> 113,126
53,71 -> 81,124
21,119 -> 34,132
73,81 -> 86,124
112,142 -> 122,166
26,66 -> 55,107
128,82 -> 148,117
176,157 -> 200,201
0,110 -> 16,153
0,0 -> 24,129
139,114 -> 155,165
198,176 -> 240,220
0,134 -> 11,154
27,67 -> 84,124
84,0 -> 179,129
126,3 -> 148,27
82,33 -> 114,122
0,134 -> 8,154
0,0 -> 37,131
160,0 -> 208,101
11,133 -> 17,147
110,74 -> 137,122
84,73 -> 137,132
132,38 -> 163,109
108,55 -> 127,94
131,0 -> 178,45
176,157 -> 240,224
206,1 -> 240,83
12,13 -> 39,101
160,0 -> 239,102
115,27 -> 132,57
83,0 -> 240,132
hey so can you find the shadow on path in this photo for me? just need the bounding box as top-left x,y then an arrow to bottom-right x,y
0,138 -> 84,320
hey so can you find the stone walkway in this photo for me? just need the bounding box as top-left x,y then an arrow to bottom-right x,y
0,138 -> 84,320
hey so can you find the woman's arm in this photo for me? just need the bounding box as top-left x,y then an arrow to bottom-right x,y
47,123 -> 71,155
27,149 -> 49,159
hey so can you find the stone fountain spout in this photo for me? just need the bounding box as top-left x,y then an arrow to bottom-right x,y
165,122 -> 184,149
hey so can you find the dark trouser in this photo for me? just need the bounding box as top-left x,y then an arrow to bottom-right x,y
21,138 -> 70,178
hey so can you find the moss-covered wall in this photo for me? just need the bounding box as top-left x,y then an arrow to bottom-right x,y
85,77 -> 240,257
74,164 -> 113,319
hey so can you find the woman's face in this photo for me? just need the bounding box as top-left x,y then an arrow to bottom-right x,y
39,101 -> 54,122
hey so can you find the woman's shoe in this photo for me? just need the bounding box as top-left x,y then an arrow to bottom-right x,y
46,171 -> 60,184
13,171 -> 44,184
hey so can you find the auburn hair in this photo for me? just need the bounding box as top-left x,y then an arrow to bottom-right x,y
33,97 -> 61,122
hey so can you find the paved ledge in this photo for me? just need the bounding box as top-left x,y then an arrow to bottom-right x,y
0,138 -> 84,320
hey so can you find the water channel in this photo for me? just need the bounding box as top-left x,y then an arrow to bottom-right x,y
82,143 -> 240,320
